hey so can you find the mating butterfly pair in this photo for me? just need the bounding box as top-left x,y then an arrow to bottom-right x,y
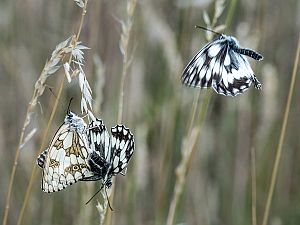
182,26 -> 263,96
37,111 -> 134,193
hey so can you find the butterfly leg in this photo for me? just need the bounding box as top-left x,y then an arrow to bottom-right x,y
252,75 -> 262,89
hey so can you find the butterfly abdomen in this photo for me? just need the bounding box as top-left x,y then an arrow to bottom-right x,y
233,47 -> 263,61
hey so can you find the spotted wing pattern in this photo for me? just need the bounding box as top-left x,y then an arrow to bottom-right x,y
86,120 -> 135,187
86,119 -> 111,160
181,35 -> 263,96
39,124 -> 95,192
110,125 -> 134,175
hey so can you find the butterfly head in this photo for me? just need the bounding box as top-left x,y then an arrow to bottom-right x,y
226,36 -> 240,48
65,111 -> 87,133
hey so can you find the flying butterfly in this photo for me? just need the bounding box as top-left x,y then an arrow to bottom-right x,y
36,110 -> 101,193
181,26 -> 263,96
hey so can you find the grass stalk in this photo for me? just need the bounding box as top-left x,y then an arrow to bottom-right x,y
261,33 -> 300,225
166,91 -> 212,225
251,147 -> 257,225
105,0 -> 138,224
17,77 -> 65,225
2,104 -> 30,225
13,2 -> 89,224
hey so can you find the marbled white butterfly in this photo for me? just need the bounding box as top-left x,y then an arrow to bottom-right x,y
37,111 -> 135,194
181,26 -> 263,96
86,118 -> 135,190
37,110 -> 96,192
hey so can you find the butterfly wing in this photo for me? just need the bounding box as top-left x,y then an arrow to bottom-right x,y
212,48 -> 262,96
182,35 -> 262,96
181,36 -> 228,88
41,124 -> 94,192
87,118 -> 111,160
110,125 -> 135,175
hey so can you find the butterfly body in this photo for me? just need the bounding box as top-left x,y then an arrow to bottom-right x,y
182,34 -> 263,96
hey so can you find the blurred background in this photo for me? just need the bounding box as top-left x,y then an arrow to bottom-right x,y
1,0 -> 300,224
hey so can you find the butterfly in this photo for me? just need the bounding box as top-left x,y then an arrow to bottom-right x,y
37,111 -> 135,194
181,26 -> 263,96
85,118 -> 135,190
37,111 -> 98,192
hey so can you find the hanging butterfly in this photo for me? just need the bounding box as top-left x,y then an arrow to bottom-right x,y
181,26 -> 263,96
36,110 -> 101,193
37,109 -> 135,197
85,118 -> 135,194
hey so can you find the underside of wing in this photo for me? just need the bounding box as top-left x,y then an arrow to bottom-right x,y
42,124 -> 93,193
110,125 -> 135,175
212,49 -> 261,96
181,38 -> 227,88
87,118 -> 111,160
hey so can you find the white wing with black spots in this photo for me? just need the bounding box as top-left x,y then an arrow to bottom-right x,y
110,125 -> 135,175
86,118 -> 111,161
86,119 -> 135,188
182,34 -> 263,96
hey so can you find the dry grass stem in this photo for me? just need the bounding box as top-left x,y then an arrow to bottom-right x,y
166,127 -> 200,225
261,33 -> 300,225
251,147 -> 257,225
8,1 -> 90,225
105,0 -> 138,224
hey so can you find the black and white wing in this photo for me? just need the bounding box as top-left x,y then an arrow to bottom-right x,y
181,34 -> 263,96
212,49 -> 262,96
181,36 -> 227,88
85,119 -> 112,179
110,125 -> 135,175
38,124 -> 94,193
86,118 -> 111,160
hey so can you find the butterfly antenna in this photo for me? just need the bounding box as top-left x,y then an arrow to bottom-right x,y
47,86 -> 58,99
85,184 -> 104,205
105,187 -> 114,211
195,25 -> 222,36
66,98 -> 74,114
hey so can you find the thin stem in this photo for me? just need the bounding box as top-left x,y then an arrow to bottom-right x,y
166,91 -> 212,225
2,106 -> 30,225
76,0 -> 89,40
15,2 -> 89,224
225,0 -> 238,29
17,77 -> 65,225
166,127 -> 201,225
261,33 -> 300,225
251,147 -> 257,225
187,92 -> 201,134
106,1 -> 138,224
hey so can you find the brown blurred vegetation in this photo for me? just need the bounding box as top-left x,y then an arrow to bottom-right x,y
0,0 -> 300,225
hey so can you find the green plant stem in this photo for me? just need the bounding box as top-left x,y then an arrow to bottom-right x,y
225,0 -> 238,29
261,33 -> 300,225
